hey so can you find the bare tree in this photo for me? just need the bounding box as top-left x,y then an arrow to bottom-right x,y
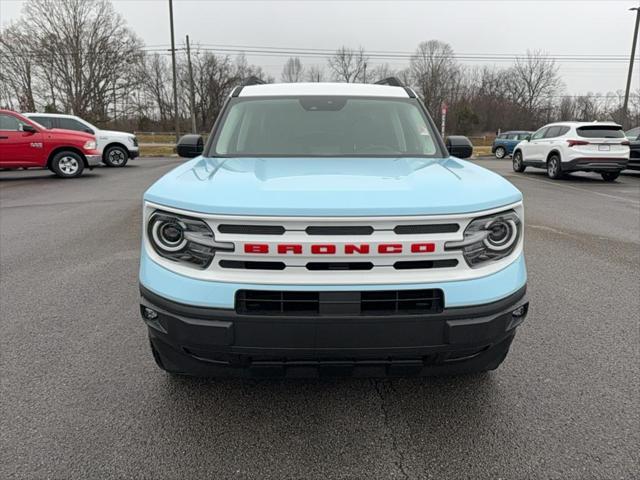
0,22 -> 37,111
143,54 -> 173,127
505,50 -> 563,123
282,57 -> 304,82
305,65 -> 325,82
328,47 -> 368,83
409,40 -> 460,119
19,0 -> 143,119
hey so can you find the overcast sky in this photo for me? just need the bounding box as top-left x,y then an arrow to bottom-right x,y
1,0 -> 638,95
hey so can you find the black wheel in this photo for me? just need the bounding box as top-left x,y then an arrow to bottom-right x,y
103,145 -> 129,167
601,172 -> 620,182
50,151 -> 85,178
546,154 -> 563,179
512,151 -> 526,172
495,146 -> 506,159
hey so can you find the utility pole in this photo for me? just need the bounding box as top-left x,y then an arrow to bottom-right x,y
623,5 -> 640,127
186,35 -> 197,134
169,0 -> 180,141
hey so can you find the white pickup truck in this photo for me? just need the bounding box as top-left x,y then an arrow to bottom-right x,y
24,113 -> 139,167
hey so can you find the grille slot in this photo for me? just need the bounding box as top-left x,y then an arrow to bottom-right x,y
219,260 -> 286,270
218,224 -> 285,235
305,226 -> 374,235
236,289 -> 444,316
394,224 -> 459,234
306,262 -> 373,271
394,259 -> 458,270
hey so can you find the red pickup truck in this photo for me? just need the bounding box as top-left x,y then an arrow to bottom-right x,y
0,109 -> 102,178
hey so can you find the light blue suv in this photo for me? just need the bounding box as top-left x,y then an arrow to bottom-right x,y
139,78 -> 529,378
492,131 -> 533,158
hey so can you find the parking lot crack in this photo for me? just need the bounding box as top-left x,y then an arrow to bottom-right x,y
372,379 -> 410,480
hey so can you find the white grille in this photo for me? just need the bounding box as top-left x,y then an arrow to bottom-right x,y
144,202 -> 524,286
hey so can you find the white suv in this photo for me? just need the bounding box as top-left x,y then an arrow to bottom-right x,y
24,113 -> 139,167
512,122 -> 630,181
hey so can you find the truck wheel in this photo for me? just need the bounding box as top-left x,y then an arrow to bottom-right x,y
601,172 -> 620,182
512,151 -> 526,172
494,146 -> 506,159
546,154 -> 563,179
50,151 -> 85,178
103,145 -> 129,167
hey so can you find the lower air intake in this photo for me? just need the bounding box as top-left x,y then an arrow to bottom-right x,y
235,289 -> 444,316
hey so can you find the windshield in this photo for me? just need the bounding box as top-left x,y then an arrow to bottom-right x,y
210,96 -> 442,157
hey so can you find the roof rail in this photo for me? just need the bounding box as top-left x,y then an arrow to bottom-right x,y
374,77 -> 404,87
243,76 -> 266,86
232,76 -> 267,97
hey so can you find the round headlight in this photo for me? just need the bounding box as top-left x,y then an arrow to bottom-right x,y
151,219 -> 187,252
484,219 -> 518,251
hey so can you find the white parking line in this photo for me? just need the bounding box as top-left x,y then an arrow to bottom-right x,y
503,173 -> 640,205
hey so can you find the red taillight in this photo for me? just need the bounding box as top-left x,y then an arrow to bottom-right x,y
567,140 -> 589,147
621,140 -> 630,146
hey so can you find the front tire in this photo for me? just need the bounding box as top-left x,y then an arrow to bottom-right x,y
103,145 -> 129,167
512,151 -> 526,172
546,154 -> 563,179
601,172 -> 620,182
50,151 -> 85,178
495,146 -> 506,159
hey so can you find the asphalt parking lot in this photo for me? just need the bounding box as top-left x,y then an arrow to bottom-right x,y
1,158 -> 638,479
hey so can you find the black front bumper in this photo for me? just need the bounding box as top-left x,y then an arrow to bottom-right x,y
140,285 -> 528,377
564,157 -> 628,172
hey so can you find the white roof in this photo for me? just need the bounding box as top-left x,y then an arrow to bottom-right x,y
544,121 -> 621,127
238,82 -> 411,98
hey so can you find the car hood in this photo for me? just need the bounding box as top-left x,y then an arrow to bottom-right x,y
48,128 -> 94,140
144,156 -> 522,216
98,129 -> 135,139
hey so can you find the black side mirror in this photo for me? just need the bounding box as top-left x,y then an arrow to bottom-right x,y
176,134 -> 204,158
445,136 -> 473,159
525,135 -> 531,142
84,128 -> 94,135
22,124 -> 38,133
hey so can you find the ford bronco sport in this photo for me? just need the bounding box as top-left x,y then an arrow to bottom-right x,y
139,78 -> 529,377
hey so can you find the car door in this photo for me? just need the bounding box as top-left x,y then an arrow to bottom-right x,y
505,133 -> 519,154
522,127 -> 548,163
0,113 -> 44,167
541,126 -> 564,162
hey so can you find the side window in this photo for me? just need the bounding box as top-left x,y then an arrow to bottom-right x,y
507,134 -> 518,140
58,118 -> 88,132
29,116 -> 54,129
544,126 -> 562,138
518,133 -> 531,140
531,128 -> 548,141
498,134 -> 507,139
557,126 -> 570,136
0,114 -> 22,131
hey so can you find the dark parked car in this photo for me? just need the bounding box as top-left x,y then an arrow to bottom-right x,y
626,127 -> 640,170
492,131 -> 532,159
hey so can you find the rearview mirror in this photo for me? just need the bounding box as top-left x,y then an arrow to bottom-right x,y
445,136 -> 473,159
176,134 -> 204,158
22,124 -> 37,133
